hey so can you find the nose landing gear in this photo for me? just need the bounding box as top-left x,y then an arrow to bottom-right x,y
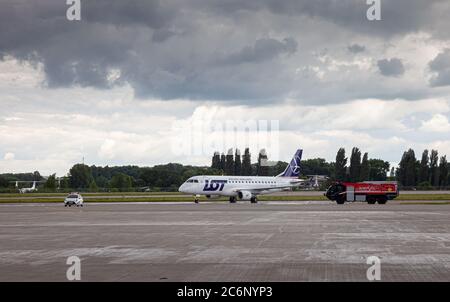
193,194 -> 200,204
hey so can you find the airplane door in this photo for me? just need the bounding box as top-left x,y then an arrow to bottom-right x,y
198,178 -> 204,192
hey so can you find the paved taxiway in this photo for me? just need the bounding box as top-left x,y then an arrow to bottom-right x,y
0,201 -> 449,281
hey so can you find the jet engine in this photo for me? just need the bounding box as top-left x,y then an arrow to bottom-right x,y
237,191 -> 252,200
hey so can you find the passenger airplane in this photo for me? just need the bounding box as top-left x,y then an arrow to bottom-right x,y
17,181 -> 37,194
179,149 -> 305,203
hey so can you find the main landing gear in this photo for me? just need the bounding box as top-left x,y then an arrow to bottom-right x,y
229,196 -> 257,203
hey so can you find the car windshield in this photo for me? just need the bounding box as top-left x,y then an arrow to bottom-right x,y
67,195 -> 78,198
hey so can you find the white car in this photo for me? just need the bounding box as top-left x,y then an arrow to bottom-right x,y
64,193 -> 84,207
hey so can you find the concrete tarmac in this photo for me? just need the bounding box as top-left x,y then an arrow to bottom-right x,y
0,201 -> 449,281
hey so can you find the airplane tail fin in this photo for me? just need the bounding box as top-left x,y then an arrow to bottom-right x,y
277,149 -> 303,178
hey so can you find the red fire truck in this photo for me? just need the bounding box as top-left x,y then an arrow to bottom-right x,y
324,181 -> 399,204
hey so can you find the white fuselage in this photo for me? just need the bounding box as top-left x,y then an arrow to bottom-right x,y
19,182 -> 36,194
178,175 -> 299,197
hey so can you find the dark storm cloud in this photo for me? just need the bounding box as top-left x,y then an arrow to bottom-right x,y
0,0 -> 449,103
198,0 -> 445,37
429,49 -> 450,87
152,28 -> 177,43
0,0 -> 172,89
347,44 -> 366,54
0,0 -> 172,51
377,58 -> 405,77
220,38 -> 297,65
83,0 -> 173,28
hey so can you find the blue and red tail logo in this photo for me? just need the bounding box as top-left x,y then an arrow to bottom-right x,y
278,149 -> 302,177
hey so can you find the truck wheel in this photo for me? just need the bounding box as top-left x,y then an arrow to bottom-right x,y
367,196 -> 376,204
336,197 -> 345,204
377,197 -> 387,204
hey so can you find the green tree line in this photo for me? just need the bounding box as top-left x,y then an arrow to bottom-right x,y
1,147 -> 449,192
396,149 -> 448,189
211,147 -> 389,182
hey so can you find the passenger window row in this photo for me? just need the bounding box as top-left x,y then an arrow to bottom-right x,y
228,180 -> 275,184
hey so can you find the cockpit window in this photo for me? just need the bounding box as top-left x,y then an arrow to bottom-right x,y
186,179 -> 199,183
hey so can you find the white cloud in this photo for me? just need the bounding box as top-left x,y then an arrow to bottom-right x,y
98,139 -> 117,160
3,152 -> 15,160
0,56 -> 45,88
420,114 -> 450,132
1,89 -> 449,176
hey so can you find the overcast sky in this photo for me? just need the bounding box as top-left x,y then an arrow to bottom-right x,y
1,0 -> 450,176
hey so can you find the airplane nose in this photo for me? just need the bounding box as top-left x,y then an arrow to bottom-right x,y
178,184 -> 185,193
